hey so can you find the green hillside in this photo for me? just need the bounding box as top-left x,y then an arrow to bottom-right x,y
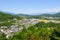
0,11 -> 60,21
16,12 -> 60,19
0,12 -> 21,22
53,12 -> 60,17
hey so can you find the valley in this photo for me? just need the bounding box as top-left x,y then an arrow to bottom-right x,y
0,12 -> 60,40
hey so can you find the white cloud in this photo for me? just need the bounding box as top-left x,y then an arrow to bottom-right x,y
39,7 -> 60,13
0,7 -> 60,15
21,7 -> 60,15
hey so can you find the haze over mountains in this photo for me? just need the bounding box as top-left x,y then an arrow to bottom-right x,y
0,11 -> 60,17
0,11 -> 60,21
16,12 -> 60,17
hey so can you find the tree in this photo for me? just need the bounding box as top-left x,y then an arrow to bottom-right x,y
0,33 -> 6,40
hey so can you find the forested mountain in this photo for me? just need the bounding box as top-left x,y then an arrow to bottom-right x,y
0,12 -> 21,21
40,12 -> 60,17
53,12 -> 60,17
16,12 -> 60,17
0,11 -> 60,21
14,12 -> 60,19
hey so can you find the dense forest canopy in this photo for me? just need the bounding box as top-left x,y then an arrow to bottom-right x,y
0,22 -> 60,40
0,11 -> 23,21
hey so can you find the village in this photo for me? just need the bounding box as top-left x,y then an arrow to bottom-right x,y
0,18 -> 60,38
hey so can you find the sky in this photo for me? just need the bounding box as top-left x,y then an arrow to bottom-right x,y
0,0 -> 60,15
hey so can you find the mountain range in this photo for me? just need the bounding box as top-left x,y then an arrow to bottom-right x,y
0,11 -> 60,21
16,12 -> 60,17
0,11 -> 21,21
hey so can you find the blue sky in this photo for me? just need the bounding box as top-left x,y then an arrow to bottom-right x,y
0,0 -> 60,15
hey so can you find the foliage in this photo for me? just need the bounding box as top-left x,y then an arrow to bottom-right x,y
0,33 -> 7,40
0,11 -> 60,40
9,22 -> 60,40
0,11 -> 22,22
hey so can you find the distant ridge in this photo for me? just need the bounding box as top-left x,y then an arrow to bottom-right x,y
0,11 -> 60,21
16,12 -> 60,17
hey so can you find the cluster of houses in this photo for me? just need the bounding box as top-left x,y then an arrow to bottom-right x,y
0,18 -> 39,38
0,18 -> 60,38
0,25 -> 23,38
20,18 -> 39,28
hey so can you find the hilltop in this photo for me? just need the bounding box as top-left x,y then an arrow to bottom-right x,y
16,12 -> 60,19
0,11 -> 60,21
0,11 -> 22,22
16,12 -> 60,17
